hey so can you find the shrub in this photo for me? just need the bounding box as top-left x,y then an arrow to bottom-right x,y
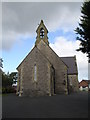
2,86 -> 16,94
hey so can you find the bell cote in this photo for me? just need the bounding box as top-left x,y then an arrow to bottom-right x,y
35,20 -> 49,46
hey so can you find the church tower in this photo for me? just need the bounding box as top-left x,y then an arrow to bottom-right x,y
35,20 -> 49,46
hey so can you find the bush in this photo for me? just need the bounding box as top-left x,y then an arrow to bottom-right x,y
2,86 -> 16,94
2,87 -> 6,93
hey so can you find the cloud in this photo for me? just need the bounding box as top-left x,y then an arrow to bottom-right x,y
2,2 -> 87,81
2,31 -> 17,50
2,2 -> 82,33
2,31 -> 32,50
2,0 -> 84,2
50,36 -> 88,81
2,2 -> 82,50
0,2 -> 2,51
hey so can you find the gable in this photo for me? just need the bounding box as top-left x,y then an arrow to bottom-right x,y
16,46 -> 51,71
36,20 -> 48,33
60,57 -> 78,75
16,47 -> 35,70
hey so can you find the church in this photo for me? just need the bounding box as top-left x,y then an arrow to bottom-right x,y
16,20 -> 79,97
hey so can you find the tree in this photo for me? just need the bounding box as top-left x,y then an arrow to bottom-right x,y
2,73 -> 13,88
75,0 -> 90,63
0,58 -> 3,68
2,72 -> 16,93
9,72 -> 18,84
2,72 -> 18,88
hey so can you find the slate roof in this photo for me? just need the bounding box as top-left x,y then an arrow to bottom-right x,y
60,56 -> 78,75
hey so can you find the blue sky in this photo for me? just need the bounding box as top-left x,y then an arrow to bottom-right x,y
1,1 -> 88,81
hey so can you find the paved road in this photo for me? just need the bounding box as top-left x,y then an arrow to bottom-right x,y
2,92 -> 88,118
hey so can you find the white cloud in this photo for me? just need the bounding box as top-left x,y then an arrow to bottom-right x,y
2,31 -> 17,50
50,36 -> 88,81
0,2 -> 2,52
1,2 -> 82,50
2,31 -> 32,50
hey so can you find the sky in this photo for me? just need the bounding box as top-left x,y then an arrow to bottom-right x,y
0,0 -> 88,82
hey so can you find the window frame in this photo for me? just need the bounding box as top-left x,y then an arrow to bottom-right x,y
34,64 -> 37,82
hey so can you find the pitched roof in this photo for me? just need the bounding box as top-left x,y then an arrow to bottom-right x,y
60,56 -> 78,75
79,80 -> 89,87
80,80 -> 90,84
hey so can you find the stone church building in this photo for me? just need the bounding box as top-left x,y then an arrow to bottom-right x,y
16,20 -> 79,97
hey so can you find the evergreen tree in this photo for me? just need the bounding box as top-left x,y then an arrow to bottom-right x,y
75,0 -> 90,63
0,58 -> 3,68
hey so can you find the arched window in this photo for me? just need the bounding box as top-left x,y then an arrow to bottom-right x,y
34,64 -> 37,82
40,28 -> 44,38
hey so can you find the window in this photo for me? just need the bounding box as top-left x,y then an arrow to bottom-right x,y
40,28 -> 44,38
34,64 -> 37,82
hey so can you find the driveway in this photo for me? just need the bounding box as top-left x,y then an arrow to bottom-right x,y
2,91 -> 88,118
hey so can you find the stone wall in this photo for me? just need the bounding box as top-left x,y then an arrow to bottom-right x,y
37,40 -> 68,94
17,47 -> 52,97
68,75 -> 79,92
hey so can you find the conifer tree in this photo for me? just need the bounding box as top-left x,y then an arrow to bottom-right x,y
75,0 -> 90,63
